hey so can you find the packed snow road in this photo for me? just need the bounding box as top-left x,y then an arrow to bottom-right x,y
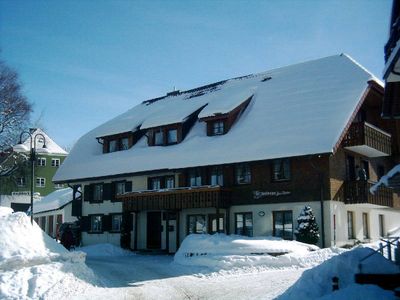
78,254 -> 305,300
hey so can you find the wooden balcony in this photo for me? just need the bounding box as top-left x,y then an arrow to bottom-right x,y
344,180 -> 394,207
342,122 -> 391,157
119,186 -> 231,212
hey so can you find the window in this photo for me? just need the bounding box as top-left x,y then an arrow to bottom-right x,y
212,121 -> 224,135
362,213 -> 369,239
16,177 -> 26,187
120,137 -> 129,150
91,215 -> 102,232
187,215 -> 206,234
93,184 -> 103,201
154,129 -> 164,145
36,177 -> 45,187
235,164 -> 251,184
379,214 -> 385,237
51,158 -> 60,167
347,211 -> 355,239
167,129 -> 177,144
210,167 -> 223,186
150,178 -> 161,190
37,157 -> 46,166
189,169 -> 202,186
273,211 -> 293,239
116,182 -> 126,195
165,176 -> 175,189
54,183 -> 64,189
109,140 -> 118,152
272,159 -> 290,181
111,214 -> 122,232
235,212 -> 253,237
208,214 -> 224,234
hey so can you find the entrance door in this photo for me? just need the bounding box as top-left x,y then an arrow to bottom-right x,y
147,212 -> 162,249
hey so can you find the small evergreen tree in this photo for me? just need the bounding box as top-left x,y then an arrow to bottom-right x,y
295,206 -> 319,245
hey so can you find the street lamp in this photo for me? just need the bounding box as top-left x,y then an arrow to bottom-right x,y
14,130 -> 48,224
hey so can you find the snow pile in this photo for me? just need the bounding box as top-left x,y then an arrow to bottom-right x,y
278,247 -> 400,300
0,207 -> 100,299
173,234 -> 341,271
79,243 -> 134,257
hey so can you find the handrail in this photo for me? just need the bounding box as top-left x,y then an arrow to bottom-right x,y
358,237 -> 400,273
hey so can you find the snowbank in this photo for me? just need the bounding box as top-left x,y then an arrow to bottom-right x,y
317,284 -> 397,300
174,234 -> 337,271
0,207 -> 100,299
278,247 -> 400,300
79,243 -> 134,257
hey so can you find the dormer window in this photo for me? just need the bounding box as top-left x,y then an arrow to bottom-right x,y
167,129 -> 178,144
109,140 -> 118,152
154,129 -> 164,145
101,132 -> 136,154
212,121 -> 225,135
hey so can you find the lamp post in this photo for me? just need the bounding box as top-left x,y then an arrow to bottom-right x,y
14,131 -> 47,224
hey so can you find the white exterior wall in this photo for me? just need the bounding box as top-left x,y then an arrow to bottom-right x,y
328,201 -> 400,247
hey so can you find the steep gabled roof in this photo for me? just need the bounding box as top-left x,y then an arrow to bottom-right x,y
54,54 -> 381,183
13,128 -> 68,155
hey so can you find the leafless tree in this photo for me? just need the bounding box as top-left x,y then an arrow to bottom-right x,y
0,60 -> 32,152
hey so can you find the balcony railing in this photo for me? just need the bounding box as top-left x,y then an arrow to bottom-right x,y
342,122 -> 391,157
344,180 -> 394,207
119,185 -> 231,211
385,17 -> 400,62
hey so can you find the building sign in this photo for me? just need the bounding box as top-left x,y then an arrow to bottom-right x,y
253,191 -> 291,199
11,191 -> 31,196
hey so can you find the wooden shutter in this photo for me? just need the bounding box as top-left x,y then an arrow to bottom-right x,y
83,185 -> 92,202
80,216 -> 90,232
110,182 -> 116,202
125,181 -> 132,192
102,215 -> 111,232
103,183 -> 112,201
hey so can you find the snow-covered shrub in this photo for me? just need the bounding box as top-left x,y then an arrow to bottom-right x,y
295,206 -> 319,245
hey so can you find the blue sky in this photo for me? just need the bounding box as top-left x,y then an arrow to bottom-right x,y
0,0 -> 392,149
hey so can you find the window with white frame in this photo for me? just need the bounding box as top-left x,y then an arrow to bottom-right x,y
212,121 -> 224,135
51,158 -> 60,167
90,215 -> 102,232
187,214 -> 206,234
111,214 -> 122,231
36,177 -> 46,187
16,177 -> 26,187
37,157 -> 46,166
116,181 -> 126,195
93,184 -> 103,202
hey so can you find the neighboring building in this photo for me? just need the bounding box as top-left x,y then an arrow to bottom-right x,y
0,128 -> 68,212
54,54 -> 400,252
33,187 -> 77,238
383,0 -> 400,118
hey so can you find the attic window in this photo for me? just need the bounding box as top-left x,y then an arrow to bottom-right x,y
261,76 -> 272,82
154,129 -> 164,145
101,133 -> 135,153
212,121 -> 224,135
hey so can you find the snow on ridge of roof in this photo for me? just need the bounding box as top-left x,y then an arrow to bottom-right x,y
33,187 -> 73,214
54,54 -> 378,182
16,128 -> 68,155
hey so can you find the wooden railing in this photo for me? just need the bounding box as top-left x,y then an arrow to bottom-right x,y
120,186 -> 231,211
342,122 -> 391,156
344,180 -> 394,207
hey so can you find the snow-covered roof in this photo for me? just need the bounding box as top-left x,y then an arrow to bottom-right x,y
32,188 -> 73,214
54,54 -> 381,183
13,128 -> 68,155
